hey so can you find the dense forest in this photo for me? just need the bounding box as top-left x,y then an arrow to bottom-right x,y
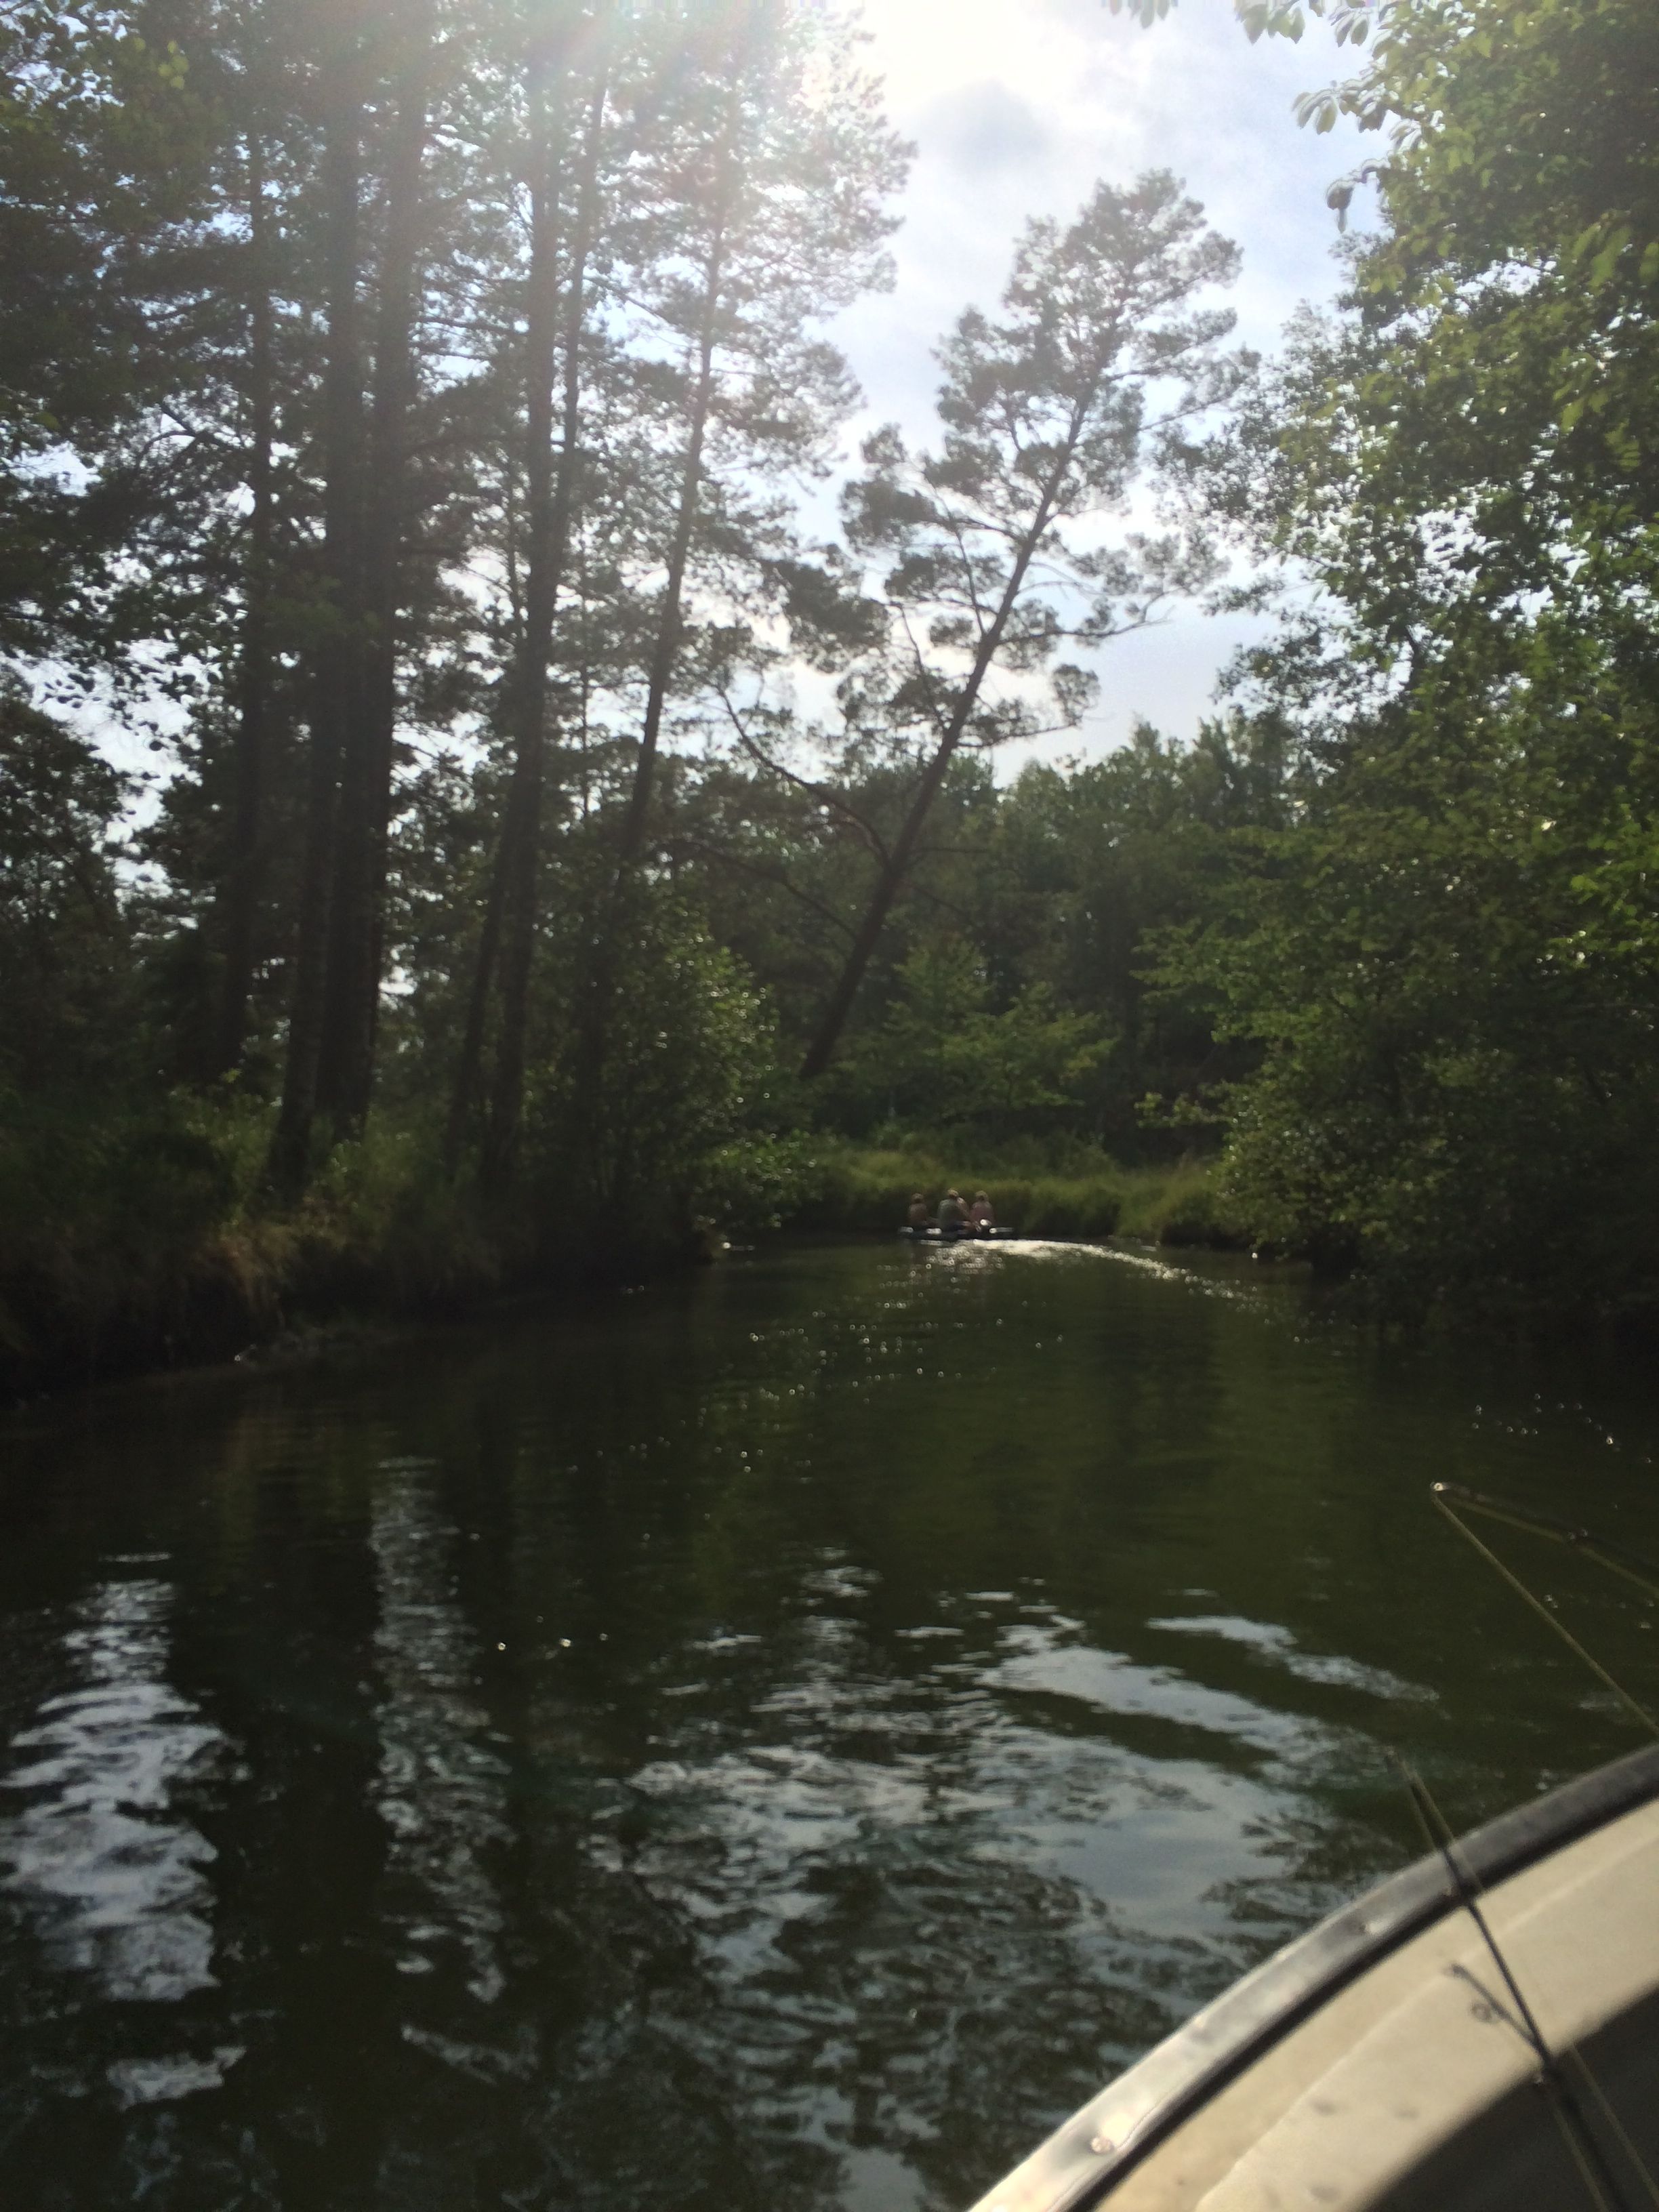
2,0 -> 1656,1387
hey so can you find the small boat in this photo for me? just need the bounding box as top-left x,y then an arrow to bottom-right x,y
968,1740 -> 1659,2211
899,1223 -> 1016,1241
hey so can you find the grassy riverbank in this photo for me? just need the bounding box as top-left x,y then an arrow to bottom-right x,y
0,1100 -> 519,1400
1,1092 -> 769,1401
1,1105 -> 1246,1402
792,1141 -> 1246,1248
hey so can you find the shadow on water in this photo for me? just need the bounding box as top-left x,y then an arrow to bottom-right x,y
2,1237 -> 1658,2209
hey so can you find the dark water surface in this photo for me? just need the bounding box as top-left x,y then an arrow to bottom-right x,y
3,1238 -> 1658,2211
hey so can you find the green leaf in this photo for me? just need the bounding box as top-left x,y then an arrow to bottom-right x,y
1589,226 -> 1631,287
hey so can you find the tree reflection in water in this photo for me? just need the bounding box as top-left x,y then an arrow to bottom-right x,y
371,1456 -> 510,2008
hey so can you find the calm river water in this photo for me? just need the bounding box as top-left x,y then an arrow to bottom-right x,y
3,1237 -> 1658,2211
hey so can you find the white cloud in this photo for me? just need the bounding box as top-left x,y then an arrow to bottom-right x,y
919,79 -> 1053,178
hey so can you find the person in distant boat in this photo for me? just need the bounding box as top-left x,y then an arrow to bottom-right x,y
937,1189 -> 969,1231
970,1191 -> 995,1230
907,1193 -> 930,1229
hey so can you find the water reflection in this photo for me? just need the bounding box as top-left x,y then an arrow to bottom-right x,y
0,1240 -> 1656,2210
994,1617 -> 1357,1761
0,1577 -> 224,2006
1146,1612 -> 1435,1702
370,1455 -> 510,2009
608,1563 -> 1362,2211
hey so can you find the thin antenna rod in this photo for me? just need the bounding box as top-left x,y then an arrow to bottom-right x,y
1434,1482 -> 1659,1605
1431,1486 -> 1659,1742
1399,1761 -> 1641,2212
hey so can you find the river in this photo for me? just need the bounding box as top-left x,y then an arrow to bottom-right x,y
2,1237 -> 1656,2210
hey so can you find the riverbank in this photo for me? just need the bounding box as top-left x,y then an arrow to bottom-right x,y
791,1142 -> 1247,1249
0,1163 -> 514,1405
0,1114 -> 1246,1403
0,1101 -> 634,1404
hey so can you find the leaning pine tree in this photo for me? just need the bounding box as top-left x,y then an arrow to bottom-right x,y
799,170 -> 1252,1079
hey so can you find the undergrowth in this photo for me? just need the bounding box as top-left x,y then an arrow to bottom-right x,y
4,1094 -> 544,1399
792,1139 -> 1246,1248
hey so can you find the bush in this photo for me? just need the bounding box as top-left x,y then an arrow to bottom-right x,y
1118,1158 -> 1246,1248
512,888 -> 794,1266
0,1087 -> 286,1389
695,1132 -> 828,1237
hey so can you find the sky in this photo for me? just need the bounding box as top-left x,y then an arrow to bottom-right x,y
822,0 -> 1371,764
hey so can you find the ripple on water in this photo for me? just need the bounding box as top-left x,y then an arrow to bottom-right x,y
1145,1612 -> 1437,1704
0,1578 -> 224,2005
371,1458 -> 511,2007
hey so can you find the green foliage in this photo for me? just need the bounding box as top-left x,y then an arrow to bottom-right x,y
797,1143 -> 1122,1237
674,711 -> 1282,1155
1118,0 -> 1659,1330
1115,1157 -> 1239,1246
846,943 -> 1111,1138
1160,621 -> 1659,1318
0,690 -> 134,1092
519,886 -> 793,1262
792,168 -> 1252,1076
694,1132 -> 828,1238
978,716 -> 1290,1144
302,1122 -> 509,1309
1231,0 -> 1659,630
0,1082 -> 277,1388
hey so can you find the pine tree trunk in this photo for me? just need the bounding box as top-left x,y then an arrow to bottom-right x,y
483,63 -> 609,1187
316,1 -> 432,1139
269,54 -> 366,1194
443,817 -> 513,1176
213,128 -> 275,1082
446,32 -> 609,1181
565,220 -> 724,1201
613,239 -> 724,877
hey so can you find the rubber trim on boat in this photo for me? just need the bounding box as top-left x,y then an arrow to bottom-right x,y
1000,1741 -> 1659,2212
